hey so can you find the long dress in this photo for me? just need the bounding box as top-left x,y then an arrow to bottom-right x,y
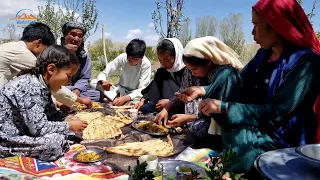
0,74 -> 70,161
203,49 -> 320,172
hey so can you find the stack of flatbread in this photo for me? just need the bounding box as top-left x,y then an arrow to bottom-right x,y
74,111 -> 133,140
103,135 -> 174,157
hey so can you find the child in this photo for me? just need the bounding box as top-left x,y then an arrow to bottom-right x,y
0,45 -> 88,161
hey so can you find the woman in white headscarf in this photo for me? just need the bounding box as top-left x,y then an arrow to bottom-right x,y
154,36 -> 243,139
135,38 -> 185,114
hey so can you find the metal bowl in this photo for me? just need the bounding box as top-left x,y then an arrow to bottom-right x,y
73,148 -> 108,163
295,144 -> 320,169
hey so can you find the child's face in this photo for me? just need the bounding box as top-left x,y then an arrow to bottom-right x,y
47,64 -> 79,91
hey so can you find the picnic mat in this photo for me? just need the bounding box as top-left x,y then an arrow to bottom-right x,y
0,144 -> 128,180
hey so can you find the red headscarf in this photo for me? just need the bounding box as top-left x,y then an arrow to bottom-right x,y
253,0 -> 320,54
254,0 -> 320,143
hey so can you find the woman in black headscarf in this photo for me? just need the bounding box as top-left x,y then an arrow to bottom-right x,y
62,22 -> 101,102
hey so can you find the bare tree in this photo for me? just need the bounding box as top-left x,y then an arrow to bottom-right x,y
219,13 -> 245,56
195,16 -> 219,38
2,23 -> 19,41
152,0 -> 187,38
37,0 -> 99,40
177,18 -> 192,47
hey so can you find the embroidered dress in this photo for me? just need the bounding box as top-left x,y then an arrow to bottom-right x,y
0,74 -> 69,161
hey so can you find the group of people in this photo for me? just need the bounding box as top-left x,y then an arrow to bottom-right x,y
0,0 -> 320,176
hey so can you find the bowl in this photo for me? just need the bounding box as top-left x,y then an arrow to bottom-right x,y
295,144 -> 320,169
73,148 -> 108,163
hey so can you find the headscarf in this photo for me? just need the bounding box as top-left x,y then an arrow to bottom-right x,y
161,38 -> 185,72
183,36 -> 243,70
61,22 -> 87,59
253,0 -> 320,55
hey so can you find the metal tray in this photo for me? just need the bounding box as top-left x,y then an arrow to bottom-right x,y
73,148 -> 108,163
159,160 -> 207,179
131,120 -> 169,136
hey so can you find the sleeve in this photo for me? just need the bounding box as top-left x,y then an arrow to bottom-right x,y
211,54 -> 320,130
142,69 -> 162,101
71,55 -> 92,92
51,86 -> 77,107
127,60 -> 152,100
97,53 -> 126,81
169,68 -> 189,110
13,86 -> 69,136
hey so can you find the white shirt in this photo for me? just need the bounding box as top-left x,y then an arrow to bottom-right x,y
0,41 -> 77,107
96,53 -> 151,100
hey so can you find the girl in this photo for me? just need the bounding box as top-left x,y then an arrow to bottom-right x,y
154,36 -> 243,138
0,45 -> 88,161
134,38 -> 185,114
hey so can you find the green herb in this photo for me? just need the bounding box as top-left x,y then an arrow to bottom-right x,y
205,149 -> 245,180
128,160 -> 155,180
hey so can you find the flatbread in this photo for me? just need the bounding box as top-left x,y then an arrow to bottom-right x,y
103,135 -> 174,157
110,105 -> 133,109
73,111 -> 133,140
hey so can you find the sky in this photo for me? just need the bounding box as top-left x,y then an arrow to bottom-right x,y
0,0 -> 319,46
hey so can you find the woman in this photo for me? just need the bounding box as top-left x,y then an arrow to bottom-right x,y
176,0 -> 320,173
154,36 -> 243,138
0,46 -> 87,161
61,22 -> 101,102
134,38 -> 185,114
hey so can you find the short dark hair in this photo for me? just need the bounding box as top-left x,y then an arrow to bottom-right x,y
183,55 -> 211,66
21,22 -> 56,46
126,39 -> 146,57
18,45 -> 79,76
157,39 -> 175,57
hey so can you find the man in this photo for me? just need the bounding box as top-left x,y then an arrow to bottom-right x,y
91,39 -> 151,106
0,22 -> 91,107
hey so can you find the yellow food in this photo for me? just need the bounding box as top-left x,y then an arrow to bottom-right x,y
136,122 -> 168,134
74,102 -> 103,110
76,151 -> 100,162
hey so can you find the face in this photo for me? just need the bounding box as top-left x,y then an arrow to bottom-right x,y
127,56 -> 142,66
251,10 -> 278,49
184,61 -> 212,78
65,29 -> 84,47
157,51 -> 175,69
31,40 -> 48,56
46,64 -> 79,91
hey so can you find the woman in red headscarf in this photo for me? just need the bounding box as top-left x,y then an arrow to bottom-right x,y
175,0 -> 320,173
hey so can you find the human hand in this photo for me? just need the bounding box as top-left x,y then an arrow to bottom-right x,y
68,118 -> 88,132
134,99 -> 145,110
155,99 -> 170,111
72,89 -> 80,96
198,99 -> 222,116
101,80 -> 113,91
77,97 -> 92,108
175,86 -> 206,102
64,43 -> 78,53
154,109 -> 169,126
112,96 -> 130,106
168,114 -> 190,127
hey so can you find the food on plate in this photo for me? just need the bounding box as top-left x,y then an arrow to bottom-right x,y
136,121 -> 168,134
104,135 -> 174,157
76,151 -> 100,162
73,111 -> 133,140
74,102 -> 103,110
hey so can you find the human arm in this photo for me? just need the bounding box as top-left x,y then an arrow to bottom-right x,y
97,53 -> 127,81
51,86 -> 92,108
69,55 -> 92,93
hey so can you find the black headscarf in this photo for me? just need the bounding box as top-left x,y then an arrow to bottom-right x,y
61,22 -> 87,59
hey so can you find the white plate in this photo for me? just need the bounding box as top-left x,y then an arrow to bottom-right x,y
255,148 -> 320,180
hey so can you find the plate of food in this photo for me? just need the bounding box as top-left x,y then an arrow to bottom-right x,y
131,120 -> 169,136
73,148 -> 108,163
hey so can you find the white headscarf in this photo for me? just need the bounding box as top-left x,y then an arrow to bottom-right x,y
183,36 -> 243,70
159,38 -> 185,72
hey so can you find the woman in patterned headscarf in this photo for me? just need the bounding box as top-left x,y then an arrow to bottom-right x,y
61,22 -> 101,102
